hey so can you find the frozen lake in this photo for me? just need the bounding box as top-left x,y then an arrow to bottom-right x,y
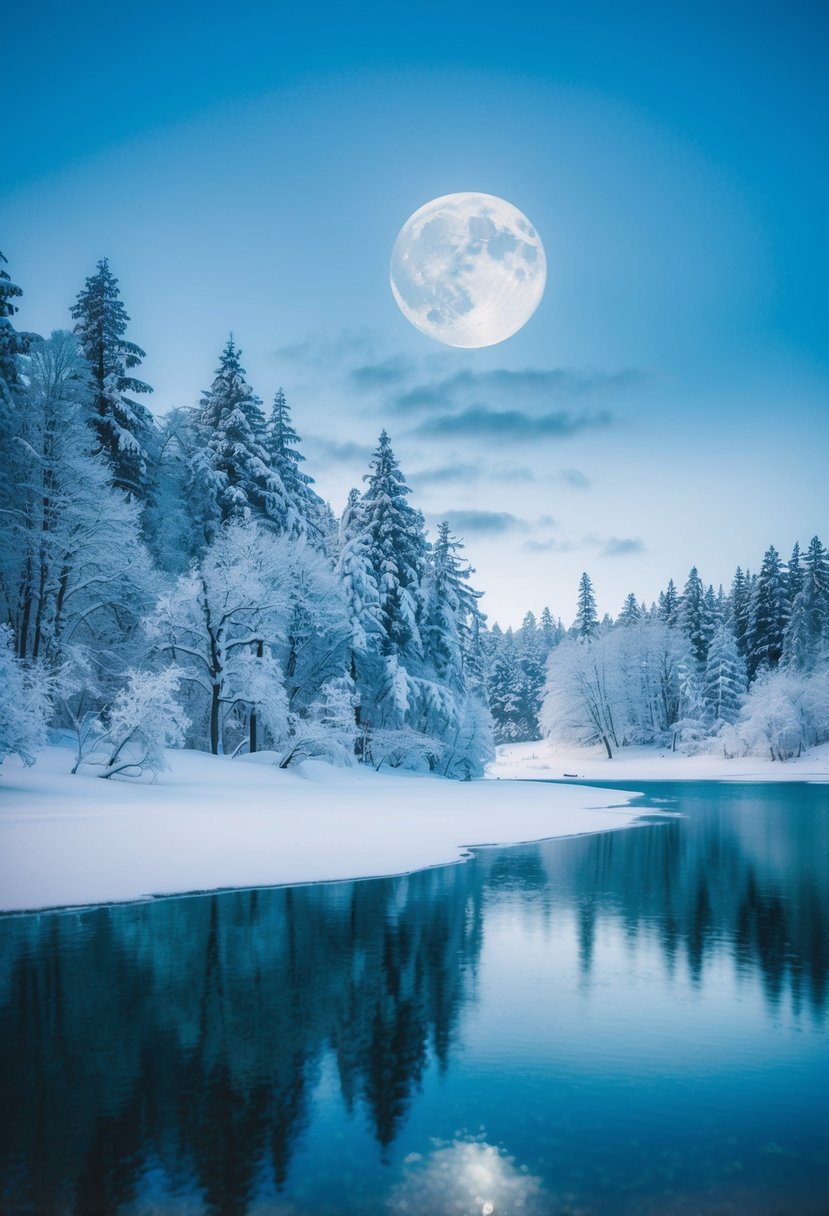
1,781 -> 828,1214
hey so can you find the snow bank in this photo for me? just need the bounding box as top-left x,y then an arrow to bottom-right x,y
490,739 -> 829,783
0,747 -> 639,913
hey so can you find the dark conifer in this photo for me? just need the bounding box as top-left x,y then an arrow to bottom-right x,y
70,258 -> 154,497
574,573 -> 598,639
746,546 -> 789,679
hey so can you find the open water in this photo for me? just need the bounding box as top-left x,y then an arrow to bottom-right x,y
1,780 -> 827,1214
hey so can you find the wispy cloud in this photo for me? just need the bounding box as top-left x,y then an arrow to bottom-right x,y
438,510 -> 529,536
390,366 -> 640,414
523,538 -> 577,553
427,509 -> 561,539
303,435 -> 373,464
350,355 -> 415,388
274,328 -> 381,373
410,461 -> 587,488
410,461 -> 484,487
523,533 -> 646,556
412,406 -> 614,442
559,468 -> 591,489
602,536 -> 645,556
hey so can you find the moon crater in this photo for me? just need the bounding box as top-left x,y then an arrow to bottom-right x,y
390,192 -> 546,348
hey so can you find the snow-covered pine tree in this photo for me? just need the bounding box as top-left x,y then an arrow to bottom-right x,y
704,584 -> 721,631
0,251 -> 35,430
677,567 -> 713,668
657,578 -> 679,625
334,487 -> 384,755
787,542 -> 803,606
673,657 -> 707,747
70,258 -> 155,499
746,545 -> 789,680
540,606 -> 564,650
361,431 -> 427,664
783,536 -> 829,672
574,573 -> 598,639
703,623 -> 747,729
510,611 -> 546,739
422,521 -> 486,693
336,488 -> 383,657
354,432 -> 430,740
519,610 -> 538,644
191,338 -> 292,541
487,628 -> 523,742
266,386 -> 329,543
618,593 -> 642,626
419,522 -> 493,773
716,584 -> 727,620
729,566 -> 752,656
479,621 -> 502,717
142,408 -> 201,572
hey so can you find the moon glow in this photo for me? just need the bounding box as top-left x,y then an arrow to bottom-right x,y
390,192 -> 546,348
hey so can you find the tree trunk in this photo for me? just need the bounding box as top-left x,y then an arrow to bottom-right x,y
52,564 -> 70,652
18,556 -> 34,659
350,653 -> 363,755
210,683 -> 221,755
31,553 -> 49,660
249,639 -> 263,753
602,734 -> 613,760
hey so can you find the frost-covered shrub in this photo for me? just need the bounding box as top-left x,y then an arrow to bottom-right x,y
724,666 -> 829,761
440,696 -> 494,779
0,627 -> 51,766
363,725 -> 443,773
77,668 -> 189,779
277,677 -> 358,769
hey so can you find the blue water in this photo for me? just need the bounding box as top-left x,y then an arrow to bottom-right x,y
1,781 -> 827,1215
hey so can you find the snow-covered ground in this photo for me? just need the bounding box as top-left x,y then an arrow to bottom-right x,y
490,739 -> 829,783
0,747 -> 639,914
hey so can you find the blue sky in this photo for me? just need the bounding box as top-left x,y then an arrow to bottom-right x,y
4,1 -> 827,625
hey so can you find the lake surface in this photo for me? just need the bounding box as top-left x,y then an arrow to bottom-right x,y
1,781 -> 827,1215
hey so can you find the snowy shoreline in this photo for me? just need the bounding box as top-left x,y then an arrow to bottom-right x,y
0,747 -> 640,914
490,739 -> 829,783
4,740 -> 826,916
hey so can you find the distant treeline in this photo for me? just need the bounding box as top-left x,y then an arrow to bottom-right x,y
484,552 -> 829,759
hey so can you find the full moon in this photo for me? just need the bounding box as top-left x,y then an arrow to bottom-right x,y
390,192 -> 546,348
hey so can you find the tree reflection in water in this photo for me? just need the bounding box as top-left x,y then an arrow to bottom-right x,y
1,864 -> 485,1213
0,781 -> 826,1214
